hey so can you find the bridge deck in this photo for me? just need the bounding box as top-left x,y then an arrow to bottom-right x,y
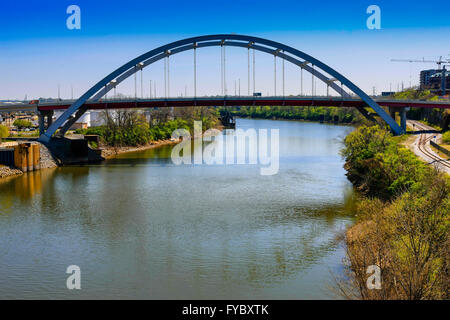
1,96 -> 450,112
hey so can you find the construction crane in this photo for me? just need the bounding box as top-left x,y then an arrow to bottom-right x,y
391,56 -> 450,95
391,56 -> 449,69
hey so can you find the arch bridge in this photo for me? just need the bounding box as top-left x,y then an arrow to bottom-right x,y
38,34 -> 408,142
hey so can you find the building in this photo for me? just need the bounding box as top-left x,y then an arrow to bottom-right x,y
53,110 -> 114,129
428,72 -> 450,94
420,69 -> 439,90
420,68 -> 450,93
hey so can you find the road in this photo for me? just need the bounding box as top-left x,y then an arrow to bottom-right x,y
407,120 -> 450,174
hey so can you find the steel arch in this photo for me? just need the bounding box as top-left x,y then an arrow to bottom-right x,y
39,34 -> 402,142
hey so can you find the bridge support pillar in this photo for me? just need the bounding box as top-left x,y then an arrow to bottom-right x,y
389,107 -> 396,121
388,107 -> 407,134
47,110 -> 54,128
400,107 -> 407,134
38,112 -> 45,136
38,110 -> 54,137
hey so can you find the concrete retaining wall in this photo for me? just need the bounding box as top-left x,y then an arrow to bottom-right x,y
430,140 -> 450,157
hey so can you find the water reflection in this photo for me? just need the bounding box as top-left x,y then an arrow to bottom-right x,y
0,169 -> 57,213
0,119 -> 355,299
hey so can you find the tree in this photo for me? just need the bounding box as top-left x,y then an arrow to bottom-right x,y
13,119 -> 32,130
0,125 -> 9,141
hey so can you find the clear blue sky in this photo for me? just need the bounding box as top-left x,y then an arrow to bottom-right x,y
1,0 -> 449,99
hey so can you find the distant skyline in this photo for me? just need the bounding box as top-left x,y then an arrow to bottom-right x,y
1,0 -> 449,100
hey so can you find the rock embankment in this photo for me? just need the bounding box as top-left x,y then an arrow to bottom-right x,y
0,165 -> 23,178
36,142 -> 58,169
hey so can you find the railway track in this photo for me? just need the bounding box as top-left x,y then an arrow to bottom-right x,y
410,120 -> 450,170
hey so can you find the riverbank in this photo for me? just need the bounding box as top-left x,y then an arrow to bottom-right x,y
99,125 -> 225,159
340,125 -> 449,300
99,139 -> 179,159
228,105 -> 365,124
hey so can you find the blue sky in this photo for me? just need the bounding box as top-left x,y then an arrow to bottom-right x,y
0,0 -> 449,99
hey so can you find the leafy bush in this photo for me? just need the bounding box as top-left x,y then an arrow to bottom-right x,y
340,124 -> 449,300
13,119 -> 32,129
342,125 -> 429,200
344,170 -> 449,299
226,105 -> 362,123
0,125 -> 9,141
75,113 -> 208,147
443,131 -> 450,144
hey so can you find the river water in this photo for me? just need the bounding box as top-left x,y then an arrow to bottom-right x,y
0,119 -> 355,299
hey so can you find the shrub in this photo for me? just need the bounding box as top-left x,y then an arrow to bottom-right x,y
343,170 -> 449,300
0,125 -> 9,141
443,131 -> 450,144
340,124 -> 449,300
342,125 -> 430,200
13,119 -> 32,129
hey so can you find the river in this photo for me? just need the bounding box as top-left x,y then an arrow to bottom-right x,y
0,119 -> 355,299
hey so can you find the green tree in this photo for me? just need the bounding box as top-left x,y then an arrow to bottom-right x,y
442,131 -> 450,144
341,125 -> 429,200
13,119 -> 32,130
0,124 -> 9,141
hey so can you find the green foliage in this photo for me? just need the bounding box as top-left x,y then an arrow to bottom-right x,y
224,105 -> 364,123
342,125 -> 449,300
345,169 -> 449,299
0,125 -> 9,141
88,141 -> 98,149
342,125 -> 430,200
13,119 -> 32,129
442,131 -> 450,144
392,89 -> 437,101
75,111 -> 215,147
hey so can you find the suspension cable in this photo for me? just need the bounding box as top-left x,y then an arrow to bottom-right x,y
167,55 -> 170,98
221,45 -> 224,95
134,65 -> 137,100
224,44 -> 227,96
274,54 -> 277,96
247,48 -> 250,96
253,48 -> 255,94
194,46 -> 197,97
164,58 -> 167,98
282,50 -> 285,97
301,67 -> 303,96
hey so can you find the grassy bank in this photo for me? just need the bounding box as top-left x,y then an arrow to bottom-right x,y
340,125 -> 449,299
